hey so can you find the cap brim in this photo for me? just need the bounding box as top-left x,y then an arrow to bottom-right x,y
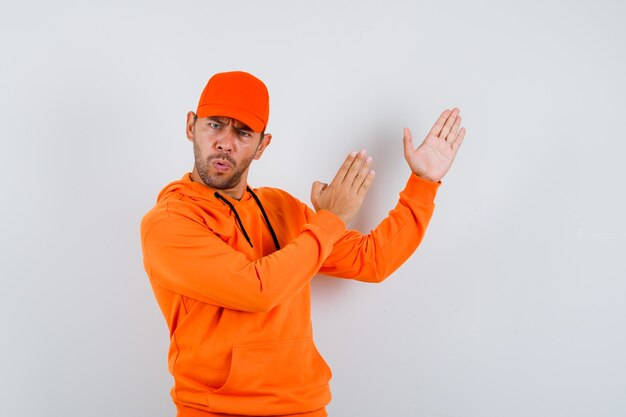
197,103 -> 265,133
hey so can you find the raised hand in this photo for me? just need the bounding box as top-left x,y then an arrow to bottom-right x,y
403,108 -> 466,183
311,150 -> 375,224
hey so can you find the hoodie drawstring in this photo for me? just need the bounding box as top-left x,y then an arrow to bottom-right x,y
246,186 -> 281,251
213,188 -> 281,251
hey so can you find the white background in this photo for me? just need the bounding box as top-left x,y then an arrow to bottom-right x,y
1,1 -> 625,416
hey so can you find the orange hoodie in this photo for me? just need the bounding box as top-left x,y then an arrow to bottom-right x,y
140,172 -> 439,417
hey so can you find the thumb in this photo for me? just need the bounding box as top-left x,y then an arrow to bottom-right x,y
310,181 -> 327,203
311,180 -> 327,195
402,127 -> 413,158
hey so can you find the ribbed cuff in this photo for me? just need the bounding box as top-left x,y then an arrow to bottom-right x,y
306,209 -> 346,243
401,173 -> 441,204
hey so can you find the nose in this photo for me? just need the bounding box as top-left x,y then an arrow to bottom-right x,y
215,127 -> 237,152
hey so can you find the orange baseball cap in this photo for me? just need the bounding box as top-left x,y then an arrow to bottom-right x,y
196,71 -> 270,133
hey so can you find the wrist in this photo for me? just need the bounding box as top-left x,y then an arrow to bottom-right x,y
413,171 -> 439,183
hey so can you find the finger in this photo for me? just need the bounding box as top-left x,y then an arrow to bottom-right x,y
351,155 -> 373,190
342,149 -> 367,184
446,116 -> 462,142
331,151 -> 358,185
428,109 -> 451,137
451,127 -> 466,152
402,127 -> 413,157
439,108 -> 460,140
358,170 -> 375,195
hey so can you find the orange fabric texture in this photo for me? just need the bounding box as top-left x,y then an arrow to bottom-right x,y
140,173 -> 439,417
196,71 -> 270,133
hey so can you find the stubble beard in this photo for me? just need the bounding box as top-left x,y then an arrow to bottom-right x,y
194,141 -> 255,191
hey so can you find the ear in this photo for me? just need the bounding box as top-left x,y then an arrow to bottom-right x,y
186,111 -> 197,142
254,133 -> 272,160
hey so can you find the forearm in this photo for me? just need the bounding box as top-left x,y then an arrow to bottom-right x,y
142,209 -> 345,312
319,173 -> 439,282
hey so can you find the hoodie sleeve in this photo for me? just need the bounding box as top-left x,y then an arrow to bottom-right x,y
141,207 -> 345,313
318,173 -> 440,282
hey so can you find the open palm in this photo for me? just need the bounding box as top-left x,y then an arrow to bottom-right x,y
403,108 -> 466,183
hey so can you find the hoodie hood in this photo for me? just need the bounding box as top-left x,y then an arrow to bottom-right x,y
155,173 -> 279,251
157,172 -> 254,207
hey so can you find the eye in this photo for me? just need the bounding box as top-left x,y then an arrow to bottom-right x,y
239,130 -> 252,138
209,122 -> 221,129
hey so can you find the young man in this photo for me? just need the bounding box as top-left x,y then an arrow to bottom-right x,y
141,71 -> 466,417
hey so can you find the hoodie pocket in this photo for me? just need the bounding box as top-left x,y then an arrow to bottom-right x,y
207,338 -> 332,415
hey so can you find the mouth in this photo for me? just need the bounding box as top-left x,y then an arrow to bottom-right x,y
211,158 -> 233,172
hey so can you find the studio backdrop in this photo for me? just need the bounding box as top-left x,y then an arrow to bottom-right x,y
1,1 -> 625,416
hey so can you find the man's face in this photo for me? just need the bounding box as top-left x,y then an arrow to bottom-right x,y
186,114 -> 271,199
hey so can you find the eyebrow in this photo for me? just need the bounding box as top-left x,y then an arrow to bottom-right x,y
206,116 -> 229,124
206,117 -> 253,132
235,123 -> 253,132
